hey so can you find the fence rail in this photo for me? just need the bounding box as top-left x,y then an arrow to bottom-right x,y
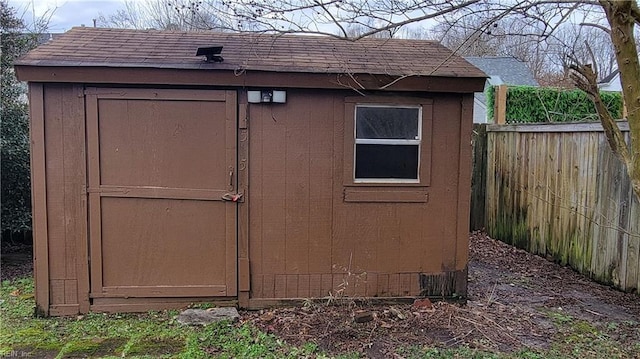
474,121 -> 639,293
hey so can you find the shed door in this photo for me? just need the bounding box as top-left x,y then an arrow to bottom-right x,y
86,88 -> 237,299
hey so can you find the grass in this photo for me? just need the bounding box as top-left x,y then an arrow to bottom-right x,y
2,277 -> 639,358
0,277 -> 330,358
543,309 -> 639,359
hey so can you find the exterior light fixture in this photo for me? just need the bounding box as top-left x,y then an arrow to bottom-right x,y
272,90 -> 286,103
247,90 -> 287,104
261,91 -> 273,102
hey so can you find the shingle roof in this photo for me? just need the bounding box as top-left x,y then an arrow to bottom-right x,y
463,56 -> 538,86
599,70 -> 619,84
16,27 -> 486,79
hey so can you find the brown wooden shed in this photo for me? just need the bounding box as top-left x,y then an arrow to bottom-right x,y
15,27 -> 485,315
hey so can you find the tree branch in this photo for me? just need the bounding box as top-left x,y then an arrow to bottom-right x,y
569,61 -> 632,169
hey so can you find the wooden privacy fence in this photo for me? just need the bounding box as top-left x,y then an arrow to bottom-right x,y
474,121 -> 639,293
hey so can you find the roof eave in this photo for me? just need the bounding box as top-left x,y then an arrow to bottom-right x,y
15,64 -> 487,93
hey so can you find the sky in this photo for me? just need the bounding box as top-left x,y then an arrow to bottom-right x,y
8,0 -> 124,32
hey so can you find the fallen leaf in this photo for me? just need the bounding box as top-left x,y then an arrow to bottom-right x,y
260,312 -> 275,322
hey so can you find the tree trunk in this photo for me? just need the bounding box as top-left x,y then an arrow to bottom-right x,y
600,0 -> 640,200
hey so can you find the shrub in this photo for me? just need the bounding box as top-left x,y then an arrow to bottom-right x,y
486,85 -> 623,124
1,2 -> 38,236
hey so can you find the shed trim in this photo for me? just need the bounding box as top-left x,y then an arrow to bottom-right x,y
71,83 -> 90,314
15,66 -> 486,93
237,97 -> 250,308
343,98 -> 434,187
91,285 -> 228,298
343,188 -> 429,203
86,90 -> 103,298
87,186 -> 229,201
83,87 -> 227,101
29,83 -> 49,316
454,94 -> 474,274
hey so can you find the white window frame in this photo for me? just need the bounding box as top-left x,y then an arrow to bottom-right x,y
353,104 -> 422,183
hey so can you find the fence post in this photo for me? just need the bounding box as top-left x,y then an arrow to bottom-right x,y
470,124 -> 488,230
494,85 -> 507,124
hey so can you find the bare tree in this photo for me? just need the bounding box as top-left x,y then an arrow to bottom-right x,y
96,0 -> 234,31
551,23 -> 617,80
431,17 -> 618,84
96,1 -> 147,29
570,0 -> 640,199
430,14 -> 556,81
431,15 -> 503,56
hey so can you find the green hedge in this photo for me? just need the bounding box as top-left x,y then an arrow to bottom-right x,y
2,3 -> 37,236
486,85 -> 623,123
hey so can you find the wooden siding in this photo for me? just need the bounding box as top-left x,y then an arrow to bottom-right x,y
33,84 -> 88,315
32,83 -> 473,314
248,90 -> 470,300
484,122 -> 639,292
248,90 -> 335,299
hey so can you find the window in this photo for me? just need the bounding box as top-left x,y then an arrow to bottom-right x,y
354,105 -> 422,183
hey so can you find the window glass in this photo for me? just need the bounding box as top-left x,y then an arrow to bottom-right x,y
356,107 -> 419,139
355,144 -> 419,179
354,105 -> 421,182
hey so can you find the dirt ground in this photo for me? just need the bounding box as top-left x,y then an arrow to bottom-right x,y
242,232 -> 640,357
0,241 -> 33,282
2,232 -> 639,357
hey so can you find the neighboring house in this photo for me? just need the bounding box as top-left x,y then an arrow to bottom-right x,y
464,56 -> 539,123
598,70 -> 622,92
36,33 -> 61,44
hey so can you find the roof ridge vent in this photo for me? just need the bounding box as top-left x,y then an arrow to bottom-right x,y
196,46 -> 224,62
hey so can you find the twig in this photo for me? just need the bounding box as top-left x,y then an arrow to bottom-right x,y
444,329 -> 475,346
367,322 -> 377,341
457,316 -> 484,327
584,308 -> 603,316
486,282 -> 498,305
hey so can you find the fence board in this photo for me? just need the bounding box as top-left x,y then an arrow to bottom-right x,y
470,124 -> 488,230
481,122 -> 639,293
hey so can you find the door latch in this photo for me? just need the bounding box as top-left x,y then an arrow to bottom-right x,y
222,192 -> 244,202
